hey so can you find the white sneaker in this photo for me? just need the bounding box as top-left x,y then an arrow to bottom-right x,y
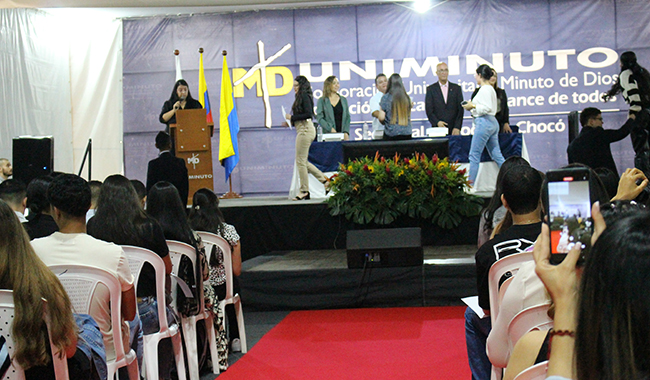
231,338 -> 241,352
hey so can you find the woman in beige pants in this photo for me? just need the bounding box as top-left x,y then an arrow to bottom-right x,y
285,75 -> 330,200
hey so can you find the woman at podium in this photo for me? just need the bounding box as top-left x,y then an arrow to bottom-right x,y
159,79 -> 202,154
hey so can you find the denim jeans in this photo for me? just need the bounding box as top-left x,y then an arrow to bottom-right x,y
469,115 -> 505,184
465,307 -> 492,380
138,297 -> 177,379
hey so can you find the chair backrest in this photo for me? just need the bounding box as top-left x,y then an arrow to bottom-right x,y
122,245 -> 171,334
48,264 -> 128,362
196,231 -> 235,299
507,303 -> 553,349
513,360 -> 548,380
488,251 -> 533,325
166,240 -> 205,314
0,290 -> 69,380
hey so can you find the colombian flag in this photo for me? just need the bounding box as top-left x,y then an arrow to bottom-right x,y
219,54 -> 240,181
198,52 -> 213,124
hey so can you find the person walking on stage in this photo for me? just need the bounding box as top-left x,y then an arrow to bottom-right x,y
463,64 -> 506,185
317,75 -> 350,140
285,76 -> 330,201
603,51 -> 650,178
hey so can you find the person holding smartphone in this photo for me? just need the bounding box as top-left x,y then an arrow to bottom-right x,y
462,64 -> 506,184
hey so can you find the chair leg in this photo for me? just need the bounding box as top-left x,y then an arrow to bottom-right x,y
203,313 -> 220,374
182,318 -> 200,380
143,337 -> 159,380
171,332 -> 187,380
235,300 -> 247,353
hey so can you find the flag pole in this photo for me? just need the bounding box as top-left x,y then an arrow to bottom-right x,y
220,50 -> 243,199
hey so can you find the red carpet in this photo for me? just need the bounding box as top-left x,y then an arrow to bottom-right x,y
217,306 -> 470,379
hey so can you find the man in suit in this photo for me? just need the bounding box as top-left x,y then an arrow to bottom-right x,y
425,62 -> 465,135
146,131 -> 189,205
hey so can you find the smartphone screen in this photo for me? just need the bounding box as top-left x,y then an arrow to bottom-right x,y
546,170 -> 593,264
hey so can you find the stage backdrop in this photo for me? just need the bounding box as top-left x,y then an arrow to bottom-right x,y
123,0 -> 650,196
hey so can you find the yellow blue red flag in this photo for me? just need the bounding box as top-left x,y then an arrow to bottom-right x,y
219,54 -> 240,181
198,51 -> 213,123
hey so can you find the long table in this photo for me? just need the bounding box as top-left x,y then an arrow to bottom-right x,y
289,134 -> 528,198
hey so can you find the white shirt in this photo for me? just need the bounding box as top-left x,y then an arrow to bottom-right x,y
369,91 -> 385,131
31,232 -> 135,361
14,210 -> 27,223
471,84 -> 497,117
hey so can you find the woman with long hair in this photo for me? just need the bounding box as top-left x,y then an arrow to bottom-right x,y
377,73 -> 412,140
24,175 -> 58,240
316,75 -> 350,140
603,51 -> 650,177
284,75 -> 330,201
87,175 -> 175,379
159,79 -> 203,153
188,188 -> 243,357
0,200 -> 89,379
477,156 -> 530,247
463,64 -> 506,184
535,205 -> 650,380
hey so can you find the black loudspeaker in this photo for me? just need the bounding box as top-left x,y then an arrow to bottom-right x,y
13,136 -> 53,186
568,111 -> 580,144
346,227 -> 423,269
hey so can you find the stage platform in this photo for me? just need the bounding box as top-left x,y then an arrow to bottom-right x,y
239,245 -> 477,311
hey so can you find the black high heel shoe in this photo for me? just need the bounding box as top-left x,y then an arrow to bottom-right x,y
322,178 -> 331,195
293,192 -> 310,201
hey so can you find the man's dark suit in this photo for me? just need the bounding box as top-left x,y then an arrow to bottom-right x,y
146,151 -> 189,205
425,81 -> 464,134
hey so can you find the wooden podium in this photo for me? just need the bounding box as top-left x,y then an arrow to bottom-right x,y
170,109 -> 214,205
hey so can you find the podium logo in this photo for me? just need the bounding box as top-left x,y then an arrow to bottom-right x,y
188,153 -> 200,169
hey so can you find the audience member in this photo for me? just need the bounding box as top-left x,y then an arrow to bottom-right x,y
130,179 -> 147,209
146,132 -> 189,206
478,156 -> 530,248
188,188 -> 243,356
370,74 -> 388,136
0,158 -> 12,183
0,179 -> 27,223
316,75 -> 350,140
31,174 -> 136,364
86,180 -> 102,222
466,164 -> 543,380
378,73 -> 413,140
425,62 -> 464,135
567,107 -> 634,176
535,204 -> 650,380
503,200 -> 645,380
0,199 -> 100,380
463,64 -> 506,184
24,176 -> 58,240
87,174 -> 174,379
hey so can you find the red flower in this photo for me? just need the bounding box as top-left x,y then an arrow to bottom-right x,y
363,164 -> 369,172
404,157 -> 410,164
427,169 -> 433,176
386,166 -> 390,173
459,169 -> 467,175
345,170 -> 352,176
381,157 -> 386,163
443,174 -> 448,180
432,154 -> 438,164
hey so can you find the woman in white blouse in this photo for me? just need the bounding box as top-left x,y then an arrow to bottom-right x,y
462,64 -> 506,184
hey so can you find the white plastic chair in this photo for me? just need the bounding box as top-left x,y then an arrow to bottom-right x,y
0,290 -> 69,380
512,360 -> 548,380
122,245 -> 187,380
49,264 -> 139,380
507,303 -> 553,350
488,251 -> 533,380
166,240 -> 218,379
197,231 -> 247,353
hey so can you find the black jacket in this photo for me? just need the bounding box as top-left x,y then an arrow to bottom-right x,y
425,81 -> 464,134
146,151 -> 190,205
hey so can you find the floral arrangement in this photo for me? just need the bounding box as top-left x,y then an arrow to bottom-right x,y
327,152 -> 483,229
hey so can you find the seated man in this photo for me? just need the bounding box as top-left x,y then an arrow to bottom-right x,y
0,179 -> 27,223
567,107 -> 635,176
466,165 -> 543,380
31,174 -> 136,363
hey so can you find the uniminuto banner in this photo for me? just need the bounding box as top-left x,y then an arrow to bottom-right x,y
123,0 -> 650,196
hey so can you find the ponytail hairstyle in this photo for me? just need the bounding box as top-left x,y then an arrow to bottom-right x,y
476,64 -> 495,81
386,73 -> 411,126
188,188 -> 225,237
